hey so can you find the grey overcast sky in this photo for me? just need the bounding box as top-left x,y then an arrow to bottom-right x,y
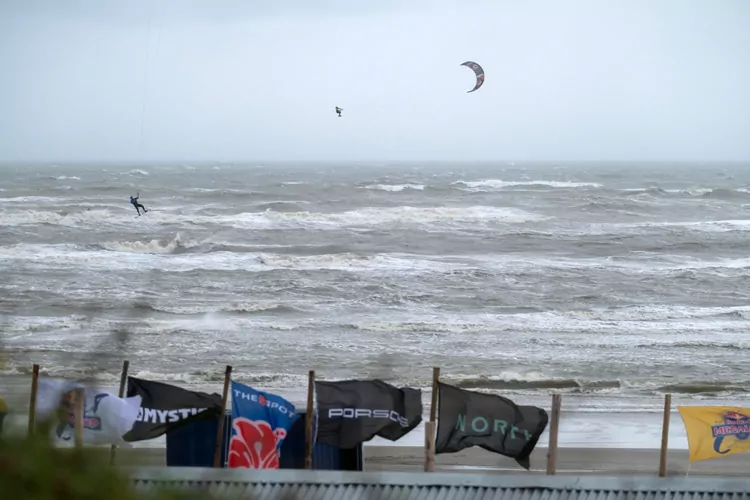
1,0 -> 749,163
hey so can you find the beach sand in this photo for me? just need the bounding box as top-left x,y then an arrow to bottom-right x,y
3,375 -> 748,477
102,445 -> 750,477
364,446 -> 750,476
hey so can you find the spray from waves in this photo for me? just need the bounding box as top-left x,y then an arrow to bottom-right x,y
133,301 -> 304,316
98,233 -> 192,254
0,363 -> 122,382
0,196 -> 62,204
664,187 -> 750,199
546,304 -> 750,322
621,187 -> 750,199
190,188 -> 246,194
7,240 -> 750,278
218,206 -> 549,229
0,205 -> 548,229
339,308 -> 750,339
1,209 -> 122,227
1,242 -> 477,275
658,382 -> 750,395
2,362 -> 747,400
254,252 -> 469,273
362,183 -> 425,192
462,252 -> 750,276
453,179 -> 603,191
49,175 -> 81,181
634,340 -> 749,350
0,367 -> 310,391
418,373 -> 750,397
250,201 -> 310,212
94,235 -> 346,257
450,373 -> 621,392
616,219 -> 750,233
700,188 -> 750,199
620,187 -> 669,195
565,195 -> 661,213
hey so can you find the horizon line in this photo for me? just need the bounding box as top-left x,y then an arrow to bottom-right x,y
1,159 -> 749,166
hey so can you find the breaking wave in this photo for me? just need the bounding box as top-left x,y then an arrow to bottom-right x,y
223,206 -> 548,228
448,374 -> 750,396
5,163 -> 750,412
99,234 -> 192,254
450,374 -> 622,391
0,205 -> 547,229
134,302 -> 304,316
362,183 -> 425,192
453,179 -> 602,191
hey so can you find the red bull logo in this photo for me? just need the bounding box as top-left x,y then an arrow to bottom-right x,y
712,411 -> 750,454
55,391 -> 108,440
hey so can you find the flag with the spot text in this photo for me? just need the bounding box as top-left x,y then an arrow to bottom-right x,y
227,381 -> 299,469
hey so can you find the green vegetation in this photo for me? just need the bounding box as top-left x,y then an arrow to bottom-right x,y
0,418 -> 209,499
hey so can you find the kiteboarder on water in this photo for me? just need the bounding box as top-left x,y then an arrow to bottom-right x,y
130,193 -> 148,216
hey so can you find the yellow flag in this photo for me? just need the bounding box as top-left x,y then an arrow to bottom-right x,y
678,406 -> 750,462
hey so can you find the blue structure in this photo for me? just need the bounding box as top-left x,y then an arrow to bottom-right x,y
166,410 -> 363,470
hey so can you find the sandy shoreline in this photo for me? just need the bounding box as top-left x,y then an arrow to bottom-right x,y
6,374 -> 748,476
102,445 -> 750,476
0,375 -> 699,449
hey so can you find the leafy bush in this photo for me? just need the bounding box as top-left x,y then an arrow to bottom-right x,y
0,418 -> 209,499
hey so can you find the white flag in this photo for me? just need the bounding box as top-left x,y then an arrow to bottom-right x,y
35,378 -> 142,446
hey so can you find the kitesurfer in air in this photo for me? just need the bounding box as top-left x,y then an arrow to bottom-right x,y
130,193 -> 148,216
335,106 -> 342,117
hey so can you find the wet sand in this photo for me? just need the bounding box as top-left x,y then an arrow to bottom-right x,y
100,445 -> 750,477
4,375 -> 748,476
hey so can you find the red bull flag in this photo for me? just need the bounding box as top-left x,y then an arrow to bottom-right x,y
35,378 -> 142,445
678,405 -> 750,462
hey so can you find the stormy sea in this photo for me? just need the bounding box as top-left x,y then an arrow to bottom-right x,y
1,161 -> 749,435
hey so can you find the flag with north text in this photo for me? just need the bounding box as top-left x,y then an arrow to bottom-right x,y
228,381 -> 299,469
435,382 -> 548,470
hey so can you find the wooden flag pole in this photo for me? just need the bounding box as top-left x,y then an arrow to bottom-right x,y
73,387 -> 85,449
546,394 -> 562,475
304,370 -> 316,469
110,360 -> 130,465
424,366 -> 440,472
658,393 -> 672,477
212,365 -> 232,468
27,364 -> 40,438
429,366 -> 440,422
424,421 -> 436,472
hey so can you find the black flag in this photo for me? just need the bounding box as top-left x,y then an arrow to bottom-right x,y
315,379 -> 423,448
435,382 -> 548,469
123,377 -> 223,442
